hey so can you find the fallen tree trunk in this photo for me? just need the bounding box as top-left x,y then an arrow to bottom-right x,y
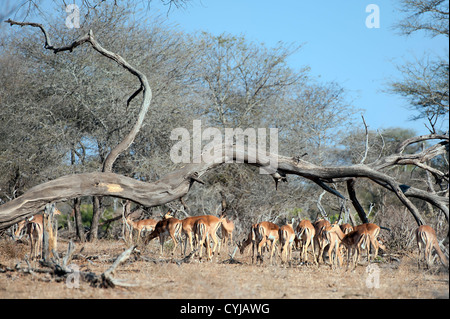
1,142 -> 448,230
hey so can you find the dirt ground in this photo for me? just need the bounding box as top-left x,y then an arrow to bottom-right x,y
0,238 -> 448,300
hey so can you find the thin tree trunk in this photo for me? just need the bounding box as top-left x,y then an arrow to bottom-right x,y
73,198 -> 85,242
89,196 -> 103,241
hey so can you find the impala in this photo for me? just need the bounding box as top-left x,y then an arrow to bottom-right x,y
239,223 -> 259,263
278,221 -> 295,265
416,225 -> 449,269
193,214 -> 226,261
144,213 -> 182,256
125,216 -> 158,241
14,208 -> 62,260
255,221 -> 279,265
353,223 -> 383,262
337,223 -> 354,261
324,223 -> 344,268
220,217 -> 234,254
325,223 -> 370,269
296,219 -> 317,264
313,219 -> 330,264
180,215 -> 205,255
14,208 -> 62,240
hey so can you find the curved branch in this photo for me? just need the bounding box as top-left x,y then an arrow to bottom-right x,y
373,141 -> 449,182
1,143 -> 447,230
395,133 -> 449,154
5,20 -> 153,174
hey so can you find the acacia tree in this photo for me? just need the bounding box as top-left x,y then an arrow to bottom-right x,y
389,0 -> 449,133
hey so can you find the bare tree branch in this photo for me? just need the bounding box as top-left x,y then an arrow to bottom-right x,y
5,19 -> 153,174
1,141 -> 448,230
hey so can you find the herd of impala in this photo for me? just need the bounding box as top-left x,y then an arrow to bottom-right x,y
12,208 -> 448,270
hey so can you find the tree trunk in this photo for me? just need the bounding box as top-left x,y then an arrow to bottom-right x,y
89,196 -> 103,241
73,198 -> 85,242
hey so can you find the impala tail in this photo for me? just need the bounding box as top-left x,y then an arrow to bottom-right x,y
359,233 -> 370,250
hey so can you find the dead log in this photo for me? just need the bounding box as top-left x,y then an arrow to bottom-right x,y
0,141 -> 448,230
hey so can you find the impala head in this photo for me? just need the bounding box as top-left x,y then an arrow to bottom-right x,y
163,210 -> 174,219
324,222 -> 339,234
238,239 -> 246,254
219,213 -> 227,223
125,215 -> 133,222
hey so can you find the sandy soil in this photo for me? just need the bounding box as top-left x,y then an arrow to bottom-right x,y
0,238 -> 448,300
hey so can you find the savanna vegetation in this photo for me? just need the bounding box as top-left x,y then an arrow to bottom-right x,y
0,0 -> 448,300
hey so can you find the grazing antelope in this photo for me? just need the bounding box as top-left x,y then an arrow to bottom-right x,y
144,214 -> 182,256
239,223 -> 259,264
220,217 -> 234,254
325,225 -> 344,268
337,223 -> 354,260
416,225 -> 449,269
325,223 -> 370,269
313,219 -> 331,264
279,221 -> 296,265
125,216 -> 158,241
193,214 -> 226,261
296,219 -> 317,264
255,221 -> 279,265
14,208 -> 62,260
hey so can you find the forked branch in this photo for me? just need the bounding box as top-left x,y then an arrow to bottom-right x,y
5,19 -> 152,174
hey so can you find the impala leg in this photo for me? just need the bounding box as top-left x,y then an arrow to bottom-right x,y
425,241 -> 433,268
270,240 -> 277,265
211,234 -> 219,257
206,234 -> 212,261
310,235 -> 318,265
257,238 -> 266,264
170,234 -> 178,255
251,239 -> 256,264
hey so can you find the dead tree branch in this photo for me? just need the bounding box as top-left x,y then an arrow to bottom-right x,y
4,19 -> 153,174
0,140 -> 448,229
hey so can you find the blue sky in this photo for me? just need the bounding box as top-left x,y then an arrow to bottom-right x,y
6,0 -> 447,135
149,0 -> 448,135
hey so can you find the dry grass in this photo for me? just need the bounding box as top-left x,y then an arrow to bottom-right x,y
0,238 -> 448,299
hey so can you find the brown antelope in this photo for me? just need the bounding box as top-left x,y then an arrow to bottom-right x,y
220,217 -> 234,254
125,216 -> 158,241
337,223 -> 354,260
239,223 -> 259,264
324,222 -> 344,268
354,223 -> 383,262
255,221 -> 279,265
313,219 -> 331,264
193,214 -> 226,261
144,213 -> 182,256
325,223 -> 370,269
296,219 -> 317,264
181,215 -> 206,255
279,221 -> 296,265
14,208 -> 62,260
416,225 -> 449,269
